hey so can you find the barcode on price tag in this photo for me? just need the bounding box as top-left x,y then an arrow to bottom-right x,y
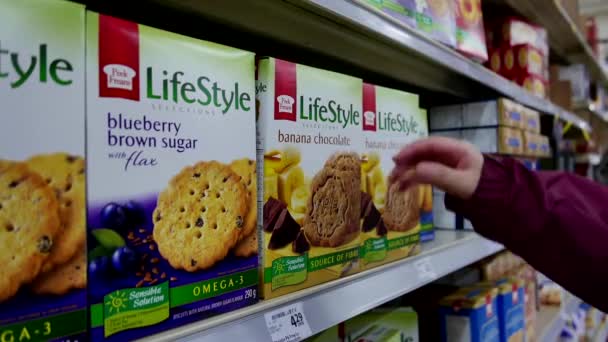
265,302 -> 312,342
414,257 -> 437,281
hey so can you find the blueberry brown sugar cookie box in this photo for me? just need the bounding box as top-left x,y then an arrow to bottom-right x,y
257,57 -> 363,299
0,1 -> 88,340
360,83 -> 430,270
86,13 -> 258,341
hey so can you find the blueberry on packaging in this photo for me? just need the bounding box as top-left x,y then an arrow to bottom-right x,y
86,12 -> 258,340
0,1 -> 87,341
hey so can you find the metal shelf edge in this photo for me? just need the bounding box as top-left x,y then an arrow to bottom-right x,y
138,230 -> 502,341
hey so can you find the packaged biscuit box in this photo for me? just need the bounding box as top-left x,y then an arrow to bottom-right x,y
0,1 -> 87,340
360,83 -> 426,269
257,57 -> 362,299
362,0 -> 417,28
488,278 -> 525,342
453,0 -> 488,62
86,13 -> 258,340
439,287 -> 500,342
415,0 -> 456,47
430,98 -> 525,130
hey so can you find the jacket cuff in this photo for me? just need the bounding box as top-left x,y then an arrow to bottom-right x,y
445,155 -> 510,218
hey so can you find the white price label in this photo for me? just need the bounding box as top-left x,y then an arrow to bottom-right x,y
414,257 -> 437,281
265,302 -> 312,342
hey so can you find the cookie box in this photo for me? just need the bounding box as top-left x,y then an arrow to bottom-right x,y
539,135 -> 551,157
418,110 -> 435,242
489,17 -> 548,57
479,279 -> 525,342
345,307 -> 419,342
522,106 -> 540,133
0,1 -> 87,340
431,126 -> 524,155
360,83 -> 426,270
362,0 -> 417,28
439,287 -> 500,342
415,0 -> 456,48
86,13 -> 258,340
522,132 -> 540,157
429,98 -> 525,130
511,44 -> 546,81
453,0 -> 488,62
257,57 -> 362,299
515,73 -> 547,98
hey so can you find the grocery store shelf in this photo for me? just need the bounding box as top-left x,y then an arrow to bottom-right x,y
148,0 -> 590,132
500,0 -> 608,88
139,230 -> 503,341
536,295 -> 582,342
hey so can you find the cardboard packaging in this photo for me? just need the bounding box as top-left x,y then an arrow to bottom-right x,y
86,13 -> 258,340
515,73 -> 547,98
0,1 -> 87,340
491,17 -> 548,57
363,0 -> 417,28
453,0 -> 488,62
522,107 -> 541,133
431,126 -> 524,155
553,64 -> 590,104
512,44 -> 546,81
430,98 -> 525,130
360,83 -> 426,270
481,279 -> 526,342
439,287 -> 500,342
415,0 -> 457,47
257,57 -> 362,299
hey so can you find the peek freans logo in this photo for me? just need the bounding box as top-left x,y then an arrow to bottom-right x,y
277,95 -> 295,114
362,83 -> 377,131
98,14 -> 140,101
103,64 -> 136,91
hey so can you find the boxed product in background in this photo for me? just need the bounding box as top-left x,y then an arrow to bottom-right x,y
307,307 -> 419,342
439,286 -> 500,342
430,98 -> 525,130
257,57 -> 362,299
360,83 -> 426,270
432,189 -> 473,230
551,64 -> 590,104
453,0 -> 488,62
344,307 -> 419,342
415,0 -> 457,48
86,13 -> 258,340
0,1 -> 87,340
431,126 -> 524,155
523,131 -> 540,157
511,44 -> 546,81
514,73 -> 547,98
487,17 -> 548,56
480,278 -> 525,342
363,0 -> 417,28
522,107 -> 540,133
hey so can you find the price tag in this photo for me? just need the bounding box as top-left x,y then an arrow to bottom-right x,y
414,257 -> 436,281
264,302 -> 312,342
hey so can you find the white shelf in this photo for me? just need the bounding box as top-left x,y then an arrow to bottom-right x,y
139,230 -> 503,341
152,0 -> 590,132
536,295 -> 582,342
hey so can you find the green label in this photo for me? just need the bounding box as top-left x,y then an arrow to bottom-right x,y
264,247 -> 359,287
387,233 -> 420,250
270,254 -> 308,290
421,223 -> 434,233
416,13 -> 433,28
308,247 -> 358,272
170,269 -> 257,307
361,237 -> 387,263
103,282 -> 169,337
0,309 -> 85,342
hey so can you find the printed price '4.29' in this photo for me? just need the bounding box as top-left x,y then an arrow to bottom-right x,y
290,312 -> 304,327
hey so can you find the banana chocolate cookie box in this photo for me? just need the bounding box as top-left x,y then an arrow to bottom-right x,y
257,57 -> 363,298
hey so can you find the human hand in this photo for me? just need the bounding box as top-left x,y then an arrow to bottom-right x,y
389,137 -> 484,199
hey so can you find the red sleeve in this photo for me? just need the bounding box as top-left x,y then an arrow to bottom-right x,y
446,155 -> 608,312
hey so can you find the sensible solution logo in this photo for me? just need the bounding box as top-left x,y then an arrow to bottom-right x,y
98,14 -> 140,101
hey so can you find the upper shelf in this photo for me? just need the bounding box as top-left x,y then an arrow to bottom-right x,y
139,230 -> 503,341
149,0 -> 591,132
499,0 -> 608,88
